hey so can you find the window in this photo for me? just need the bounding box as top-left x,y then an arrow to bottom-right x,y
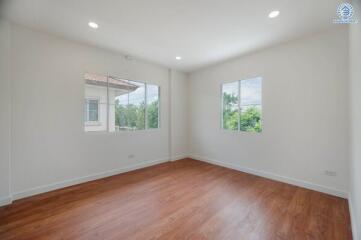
85,98 -> 99,122
84,73 -> 160,132
222,77 -> 262,133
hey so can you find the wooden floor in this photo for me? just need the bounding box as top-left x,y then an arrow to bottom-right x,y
0,159 -> 352,240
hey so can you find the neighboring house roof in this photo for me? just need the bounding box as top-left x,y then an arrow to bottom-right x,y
85,73 -> 139,92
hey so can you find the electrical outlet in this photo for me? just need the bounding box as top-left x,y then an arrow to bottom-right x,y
128,154 -> 134,159
324,170 -> 337,177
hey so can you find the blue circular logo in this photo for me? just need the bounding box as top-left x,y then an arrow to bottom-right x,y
337,3 -> 353,20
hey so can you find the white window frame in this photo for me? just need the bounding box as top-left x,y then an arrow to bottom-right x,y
84,73 -> 160,132
85,97 -> 100,125
221,77 -> 262,133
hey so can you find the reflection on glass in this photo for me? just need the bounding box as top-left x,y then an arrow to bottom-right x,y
84,73 -> 108,132
84,73 -> 160,132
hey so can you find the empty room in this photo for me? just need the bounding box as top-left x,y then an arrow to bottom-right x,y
0,0 -> 360,239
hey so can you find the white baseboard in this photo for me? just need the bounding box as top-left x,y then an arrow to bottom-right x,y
189,154 -> 348,199
171,154 -> 188,161
0,196 -> 13,207
349,196 -> 359,240
4,155 -> 348,205
12,158 -> 170,201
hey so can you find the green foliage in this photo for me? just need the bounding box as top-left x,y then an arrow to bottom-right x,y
114,99 -> 159,130
223,92 -> 238,107
147,100 -> 159,129
240,107 -> 262,132
222,92 -> 238,130
222,92 -> 262,133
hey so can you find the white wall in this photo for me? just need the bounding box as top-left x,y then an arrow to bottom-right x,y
8,23 -> 176,199
0,19 -> 11,205
188,27 -> 350,197
350,0 -> 361,238
170,70 -> 189,160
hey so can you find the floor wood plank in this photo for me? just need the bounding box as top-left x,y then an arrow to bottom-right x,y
0,159 -> 352,240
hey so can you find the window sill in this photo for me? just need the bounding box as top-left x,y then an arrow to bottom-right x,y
85,121 -> 102,126
220,128 -> 263,134
84,128 -> 161,135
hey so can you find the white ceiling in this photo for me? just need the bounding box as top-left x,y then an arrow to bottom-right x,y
1,0 -> 345,72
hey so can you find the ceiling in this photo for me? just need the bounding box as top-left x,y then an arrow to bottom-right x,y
1,0 -> 345,72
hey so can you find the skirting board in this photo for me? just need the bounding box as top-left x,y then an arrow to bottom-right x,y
349,196 -> 359,240
0,196 -> 12,207
189,154 -> 348,199
171,154 -> 189,162
11,157 -> 170,202
3,155 -> 348,205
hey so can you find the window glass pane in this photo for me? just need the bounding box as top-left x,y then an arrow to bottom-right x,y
147,84 -> 159,129
110,78 -> 145,131
240,77 -> 262,132
222,81 -> 239,130
88,99 -> 99,121
84,73 -> 108,132
84,73 -> 160,132
127,80 -> 145,130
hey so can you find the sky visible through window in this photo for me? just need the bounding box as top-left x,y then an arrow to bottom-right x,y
113,81 -> 160,130
241,77 -> 262,106
222,77 -> 261,105
115,82 -> 158,105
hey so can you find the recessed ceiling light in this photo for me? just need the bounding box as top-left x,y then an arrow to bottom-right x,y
175,56 -> 182,60
88,22 -> 99,29
268,10 -> 280,18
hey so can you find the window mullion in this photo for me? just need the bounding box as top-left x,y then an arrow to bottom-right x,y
145,83 -> 148,129
238,80 -> 241,131
106,76 -> 110,132
221,85 -> 223,129
86,100 -> 89,122
158,86 -> 160,128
